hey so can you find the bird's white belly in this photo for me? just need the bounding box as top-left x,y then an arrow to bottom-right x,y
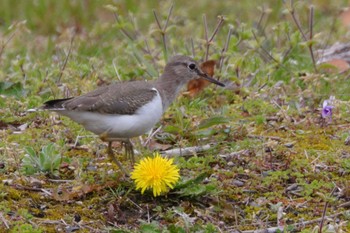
58,92 -> 163,138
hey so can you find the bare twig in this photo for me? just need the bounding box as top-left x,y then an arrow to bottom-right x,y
147,204 -> 150,223
219,149 -> 252,160
143,38 -> 158,70
248,135 -> 281,141
20,62 -> 27,87
73,134 -> 98,148
256,8 -> 266,32
161,144 -> 211,157
10,184 -> 52,196
48,179 -> 74,183
57,32 -> 75,84
113,11 -> 154,61
39,219 -> 65,225
0,212 -> 9,229
132,53 -> 153,78
153,10 -> 162,30
308,5 -> 317,72
309,6 -> 314,45
40,188 -> 53,196
153,3 -> 173,61
338,201 -> 350,208
287,1 -> 317,72
209,16 -> 225,42
218,25 -> 233,74
252,30 -> 279,64
277,205 -> 284,228
0,32 -> 16,64
319,186 -> 337,233
203,15 -> 209,60
112,59 -> 122,81
190,37 -> 195,57
113,13 -> 135,41
203,15 -> 225,61
143,125 -> 162,147
252,30 -> 291,73
127,197 -> 144,212
163,4 -> 173,31
288,0 -> 307,41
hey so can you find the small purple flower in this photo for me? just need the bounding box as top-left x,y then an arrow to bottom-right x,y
321,105 -> 333,118
321,96 -> 335,121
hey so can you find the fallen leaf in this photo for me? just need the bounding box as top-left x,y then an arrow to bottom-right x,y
340,7 -> 350,27
186,60 -> 216,97
148,140 -> 173,151
52,181 -> 120,201
319,59 -> 350,73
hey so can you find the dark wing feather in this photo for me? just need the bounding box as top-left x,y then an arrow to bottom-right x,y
44,81 -> 158,115
42,97 -> 74,109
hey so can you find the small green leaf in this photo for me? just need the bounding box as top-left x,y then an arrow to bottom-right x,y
198,116 -> 229,130
163,125 -> 182,134
194,129 -> 216,137
21,143 -> 61,176
140,222 -> 161,233
175,172 -> 209,189
168,224 -> 186,233
0,81 -> 28,98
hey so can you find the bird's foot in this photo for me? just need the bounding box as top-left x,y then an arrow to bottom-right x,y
123,139 -> 135,164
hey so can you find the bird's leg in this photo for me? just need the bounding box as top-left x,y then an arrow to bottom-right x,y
100,132 -> 129,174
107,141 -> 129,175
100,132 -> 135,163
122,139 -> 135,164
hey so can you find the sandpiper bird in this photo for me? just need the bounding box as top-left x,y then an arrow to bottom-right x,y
42,55 -> 225,173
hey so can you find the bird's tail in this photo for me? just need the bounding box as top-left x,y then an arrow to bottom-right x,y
28,97 -> 73,112
42,98 -> 73,109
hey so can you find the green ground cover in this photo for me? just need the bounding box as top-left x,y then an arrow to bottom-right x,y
1,0 -> 350,232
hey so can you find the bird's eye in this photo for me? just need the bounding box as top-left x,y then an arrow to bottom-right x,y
188,63 -> 196,70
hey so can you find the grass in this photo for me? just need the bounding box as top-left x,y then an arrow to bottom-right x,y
1,0 -> 350,232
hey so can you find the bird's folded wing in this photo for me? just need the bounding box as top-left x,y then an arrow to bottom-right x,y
61,82 -> 158,115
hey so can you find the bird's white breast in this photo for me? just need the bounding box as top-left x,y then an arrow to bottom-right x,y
57,89 -> 163,139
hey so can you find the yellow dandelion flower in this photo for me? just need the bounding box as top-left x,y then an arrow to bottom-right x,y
131,153 -> 180,197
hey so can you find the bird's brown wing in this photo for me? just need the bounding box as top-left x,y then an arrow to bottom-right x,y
43,81 -> 158,115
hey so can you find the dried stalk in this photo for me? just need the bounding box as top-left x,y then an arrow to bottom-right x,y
288,0 -> 307,41
319,186 -> 337,233
161,144 -> 211,157
0,212 -> 9,229
287,1 -> 317,72
218,25 -> 233,74
153,3 -> 174,61
113,12 -> 135,41
203,15 -> 225,61
252,30 -> 290,73
143,38 -> 158,70
0,32 -> 16,64
308,5 -> 317,72
190,37 -> 195,57
57,32 -> 75,84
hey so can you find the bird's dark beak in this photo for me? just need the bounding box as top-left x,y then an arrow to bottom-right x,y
196,69 -> 225,87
